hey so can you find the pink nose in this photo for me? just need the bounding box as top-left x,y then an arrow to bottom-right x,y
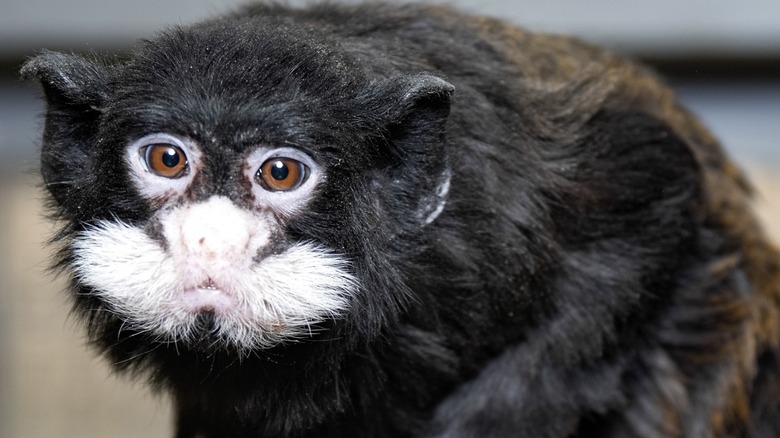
180,197 -> 253,257
163,196 -> 271,272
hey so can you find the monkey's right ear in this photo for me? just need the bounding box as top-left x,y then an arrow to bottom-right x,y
21,51 -> 112,214
21,50 -> 111,107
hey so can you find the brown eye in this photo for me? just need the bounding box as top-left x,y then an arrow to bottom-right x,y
257,158 -> 307,191
145,144 -> 188,178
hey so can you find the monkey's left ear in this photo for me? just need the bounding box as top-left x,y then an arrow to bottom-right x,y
375,74 -> 455,142
362,75 -> 455,224
382,74 -> 454,118
366,74 -> 454,172
21,51 -> 112,214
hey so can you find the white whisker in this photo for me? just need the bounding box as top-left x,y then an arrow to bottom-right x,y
71,216 -> 356,355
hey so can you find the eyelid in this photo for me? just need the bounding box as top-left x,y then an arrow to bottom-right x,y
249,148 -> 318,177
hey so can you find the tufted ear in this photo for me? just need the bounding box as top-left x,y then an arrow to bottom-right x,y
21,51 -> 112,213
21,50 -> 111,106
376,74 -> 454,146
383,74 -> 454,117
362,74 -> 455,225
361,74 -> 454,161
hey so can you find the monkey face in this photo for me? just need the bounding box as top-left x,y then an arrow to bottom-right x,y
23,23 -> 454,356
72,131 -> 356,352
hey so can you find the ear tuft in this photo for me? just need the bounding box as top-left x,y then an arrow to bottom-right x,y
399,74 -> 455,103
21,50 -> 111,107
387,74 -> 455,118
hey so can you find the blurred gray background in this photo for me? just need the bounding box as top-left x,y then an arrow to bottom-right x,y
1,1 -> 779,437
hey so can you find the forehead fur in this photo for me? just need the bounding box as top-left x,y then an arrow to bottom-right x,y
102,17 -> 373,146
128,17 -> 363,98
97,17 -> 384,164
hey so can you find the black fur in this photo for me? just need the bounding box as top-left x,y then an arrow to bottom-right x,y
22,2 -> 780,437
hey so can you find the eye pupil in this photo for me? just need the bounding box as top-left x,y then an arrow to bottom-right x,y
161,148 -> 180,168
270,161 -> 289,181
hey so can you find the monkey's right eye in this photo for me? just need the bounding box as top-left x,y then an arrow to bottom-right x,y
144,144 -> 188,178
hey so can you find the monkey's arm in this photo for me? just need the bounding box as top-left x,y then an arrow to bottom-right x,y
425,334 -> 628,438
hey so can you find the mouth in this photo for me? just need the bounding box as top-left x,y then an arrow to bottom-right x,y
181,278 -> 236,313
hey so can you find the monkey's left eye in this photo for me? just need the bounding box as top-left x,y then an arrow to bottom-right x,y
144,144 -> 188,178
257,158 -> 308,192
